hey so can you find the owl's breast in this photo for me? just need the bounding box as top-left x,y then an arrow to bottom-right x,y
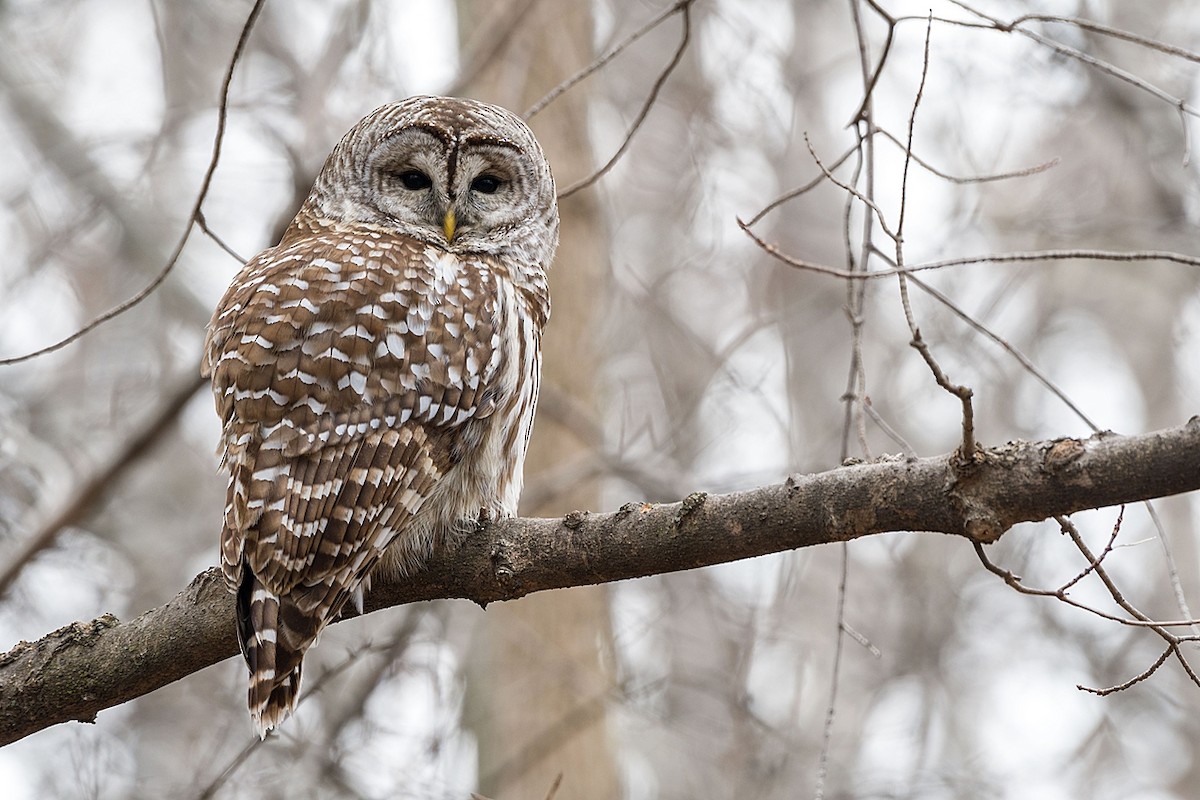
423,267 -> 544,523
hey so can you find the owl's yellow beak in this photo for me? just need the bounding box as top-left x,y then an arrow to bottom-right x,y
443,209 -> 456,242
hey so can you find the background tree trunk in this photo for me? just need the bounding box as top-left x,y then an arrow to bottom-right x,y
457,2 -> 620,797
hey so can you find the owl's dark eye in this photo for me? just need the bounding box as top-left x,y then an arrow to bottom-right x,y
395,170 -> 432,190
471,174 -> 503,194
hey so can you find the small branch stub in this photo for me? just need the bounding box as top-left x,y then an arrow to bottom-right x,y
673,491 -> 708,527
562,510 -> 589,529
1044,437 -> 1086,471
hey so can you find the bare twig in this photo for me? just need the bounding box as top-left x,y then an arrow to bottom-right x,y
196,211 -> 248,265
802,133 -> 899,244
947,0 -> 1200,157
736,227 -> 1200,280
745,143 -> 860,226
1059,507 -> 1125,593
1058,515 -> 1200,692
899,270 -> 1099,431
890,15 -> 977,459
863,398 -> 916,457
556,0 -> 693,199
875,127 -> 1060,185
909,249 -> 1200,272
975,508 -> 1200,696
744,135 -> 1057,228
0,0 -> 266,366
894,14 -> 931,243
848,0 -> 898,125
1081,646 -> 1172,696
813,542 -> 849,800
524,0 -> 692,120
973,541 -> 1136,627
817,1 -> 881,787
1143,501 -> 1199,638
1007,14 -> 1200,63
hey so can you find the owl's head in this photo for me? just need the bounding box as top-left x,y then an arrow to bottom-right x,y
306,96 -> 559,266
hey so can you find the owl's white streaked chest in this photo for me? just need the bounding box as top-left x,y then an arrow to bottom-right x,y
423,266 -> 541,514
377,248 -> 546,576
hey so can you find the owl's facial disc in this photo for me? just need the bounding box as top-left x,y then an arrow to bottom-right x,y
445,145 -> 536,250
316,98 -> 555,262
364,128 -> 453,238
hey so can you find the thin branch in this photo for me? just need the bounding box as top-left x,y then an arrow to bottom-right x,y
910,249 -> 1200,272
976,506 -> 1200,696
1058,514 -> 1200,692
889,15 -> 976,459
818,2 -> 880,788
745,131 -> 1058,229
803,133 -> 899,244
813,542 -> 849,800
900,270 -> 1099,431
1007,14 -> 1200,63
894,12 -> 931,242
875,127 -> 1060,185
1059,507 -> 1124,593
556,0 -> 693,199
744,143 -> 860,227
1058,515 -> 1156,627
524,0 -> 691,120
848,0 -> 898,125
196,211 -> 248,265
0,0 -> 266,366
972,542 -> 1137,626
736,225 -> 1200,279
863,398 -> 916,457
948,1 -> 1200,135
1080,646 -> 1172,696
1144,501 -> 1199,638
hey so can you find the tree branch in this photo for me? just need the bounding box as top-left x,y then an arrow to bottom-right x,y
3,419 -> 1199,746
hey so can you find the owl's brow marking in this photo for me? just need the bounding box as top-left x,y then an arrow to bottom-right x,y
461,136 -> 521,151
387,122 -> 460,187
454,138 -> 520,191
391,123 -> 454,147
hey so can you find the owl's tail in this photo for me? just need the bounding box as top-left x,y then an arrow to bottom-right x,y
236,570 -> 323,739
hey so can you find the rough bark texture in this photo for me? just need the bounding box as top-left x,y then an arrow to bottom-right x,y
2,419 -> 1198,746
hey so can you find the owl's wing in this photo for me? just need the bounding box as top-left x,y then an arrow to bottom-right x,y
204,233 -> 510,600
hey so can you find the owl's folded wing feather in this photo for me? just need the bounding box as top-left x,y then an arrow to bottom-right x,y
204,233 -> 504,597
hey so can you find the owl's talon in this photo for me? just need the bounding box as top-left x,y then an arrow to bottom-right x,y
475,506 -> 495,531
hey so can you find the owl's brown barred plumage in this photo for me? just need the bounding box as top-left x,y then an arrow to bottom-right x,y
202,96 -> 557,737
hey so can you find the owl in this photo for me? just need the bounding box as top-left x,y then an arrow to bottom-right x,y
202,96 -> 557,737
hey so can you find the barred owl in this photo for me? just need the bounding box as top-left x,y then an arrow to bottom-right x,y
202,96 -> 557,737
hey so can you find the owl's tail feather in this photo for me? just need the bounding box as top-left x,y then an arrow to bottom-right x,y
237,571 -> 323,739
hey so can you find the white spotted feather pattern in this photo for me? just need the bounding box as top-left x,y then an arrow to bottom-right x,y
203,96 -> 556,737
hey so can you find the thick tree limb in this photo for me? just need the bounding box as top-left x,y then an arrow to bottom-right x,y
2,419 -> 1199,746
